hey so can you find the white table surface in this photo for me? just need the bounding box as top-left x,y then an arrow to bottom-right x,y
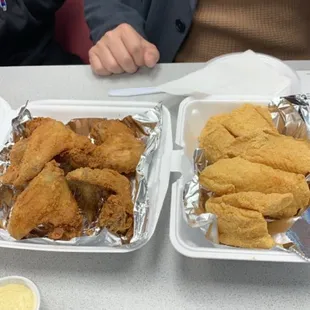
0,62 -> 310,310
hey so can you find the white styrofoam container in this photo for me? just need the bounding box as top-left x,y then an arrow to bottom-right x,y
169,97 -> 306,263
0,99 -> 173,253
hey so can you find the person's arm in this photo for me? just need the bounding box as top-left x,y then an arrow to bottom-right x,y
84,0 -> 146,43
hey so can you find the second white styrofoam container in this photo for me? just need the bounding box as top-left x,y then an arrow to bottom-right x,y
0,99 -> 173,253
169,97 -> 306,262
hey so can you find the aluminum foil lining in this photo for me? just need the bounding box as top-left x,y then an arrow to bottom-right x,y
183,95 -> 310,260
0,103 -> 162,248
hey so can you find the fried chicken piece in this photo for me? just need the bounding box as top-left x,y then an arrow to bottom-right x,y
99,195 -> 133,239
206,192 -> 294,219
225,129 -> 310,175
7,161 -> 83,240
88,133 -> 145,173
68,180 -> 103,223
24,117 -> 55,137
9,138 -> 28,166
206,201 -> 275,249
222,104 -> 277,137
59,134 -> 96,170
66,168 -> 133,236
60,119 -> 144,174
1,120 -> 74,187
90,119 -> 134,144
199,114 -> 235,163
200,158 -> 310,216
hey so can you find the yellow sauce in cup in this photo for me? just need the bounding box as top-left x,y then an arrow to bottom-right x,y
0,283 -> 35,310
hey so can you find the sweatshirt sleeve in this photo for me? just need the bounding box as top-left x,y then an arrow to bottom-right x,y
23,0 -> 65,19
84,0 -> 146,43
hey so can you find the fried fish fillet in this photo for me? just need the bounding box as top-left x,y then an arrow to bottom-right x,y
1,120 -> 74,187
66,168 -> 133,237
200,158 -> 309,216
7,161 -> 83,240
206,192 -> 294,219
221,104 -> 277,137
206,201 -> 275,249
225,130 -> 310,175
199,114 -> 235,164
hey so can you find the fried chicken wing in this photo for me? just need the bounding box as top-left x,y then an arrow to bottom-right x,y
66,168 -> 133,237
90,119 -> 134,144
199,114 -> 235,163
7,161 -> 83,240
225,130 -> 310,175
62,131 -> 145,174
1,120 -> 74,187
200,158 -> 310,216
222,104 -> 277,137
206,192 -> 294,219
88,133 -> 145,174
206,201 -> 275,249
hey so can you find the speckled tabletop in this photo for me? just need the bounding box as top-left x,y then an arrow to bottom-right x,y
0,63 -> 309,310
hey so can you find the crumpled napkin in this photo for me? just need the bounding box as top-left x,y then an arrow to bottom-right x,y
158,50 -> 293,97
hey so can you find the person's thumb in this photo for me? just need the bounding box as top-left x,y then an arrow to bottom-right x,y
142,40 -> 160,68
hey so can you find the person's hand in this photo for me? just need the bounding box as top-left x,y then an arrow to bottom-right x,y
89,23 -> 160,76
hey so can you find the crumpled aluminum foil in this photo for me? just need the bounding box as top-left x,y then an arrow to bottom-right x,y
183,95 -> 310,259
0,103 -> 162,248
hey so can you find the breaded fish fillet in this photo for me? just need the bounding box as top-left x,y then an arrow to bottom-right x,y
200,158 -> 309,216
221,104 -> 277,137
206,201 -> 275,249
199,114 -> 235,164
225,130 -> 310,175
7,161 -> 83,240
206,192 -> 294,219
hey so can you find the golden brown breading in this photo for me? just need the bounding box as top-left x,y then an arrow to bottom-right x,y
99,195 -> 133,239
24,117 -> 55,137
206,192 -> 294,219
206,201 -> 275,249
225,130 -> 310,175
199,114 -> 235,164
221,104 -> 277,137
67,180 -> 103,223
1,120 -> 74,187
90,119 -> 134,144
200,157 -> 309,216
66,168 -> 133,237
7,161 -> 83,240
88,133 -> 145,174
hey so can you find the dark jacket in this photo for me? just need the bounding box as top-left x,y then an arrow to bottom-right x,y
0,0 -> 70,66
84,0 -> 197,63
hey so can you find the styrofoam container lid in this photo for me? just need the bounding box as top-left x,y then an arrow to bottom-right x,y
0,276 -> 40,310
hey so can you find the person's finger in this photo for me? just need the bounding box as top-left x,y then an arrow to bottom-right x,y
105,33 -> 137,73
89,50 -> 111,76
120,28 -> 144,67
95,40 -> 124,74
142,42 -> 160,68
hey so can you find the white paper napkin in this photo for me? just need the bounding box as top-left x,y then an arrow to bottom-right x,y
158,50 -> 292,97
